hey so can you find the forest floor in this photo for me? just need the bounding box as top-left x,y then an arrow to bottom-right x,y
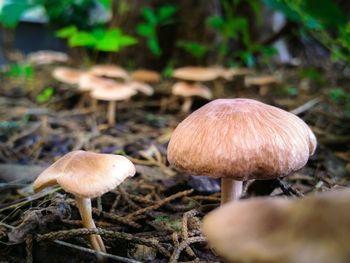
0,64 -> 349,262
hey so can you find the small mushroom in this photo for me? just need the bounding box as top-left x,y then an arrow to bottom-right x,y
33,151 -> 136,253
203,189 -> 350,263
91,83 -> 137,126
128,81 -> 154,96
245,75 -> 279,96
52,67 -> 85,85
27,50 -> 69,65
172,81 -> 212,113
131,69 -> 160,84
90,64 -> 130,81
167,98 -> 316,204
172,66 -> 224,97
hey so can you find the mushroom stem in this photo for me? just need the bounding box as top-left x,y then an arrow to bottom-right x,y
182,97 -> 193,113
75,196 -> 106,253
221,178 -> 243,205
259,85 -> 269,96
213,79 -> 225,98
107,101 -> 116,127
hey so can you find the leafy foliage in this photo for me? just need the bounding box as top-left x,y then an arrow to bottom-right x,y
36,87 -> 54,104
56,26 -> 137,52
137,5 -> 177,57
7,64 -> 34,79
176,41 -> 208,59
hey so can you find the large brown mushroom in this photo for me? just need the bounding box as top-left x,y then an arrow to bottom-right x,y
203,189 -> 350,263
167,98 -> 316,204
33,151 -> 136,253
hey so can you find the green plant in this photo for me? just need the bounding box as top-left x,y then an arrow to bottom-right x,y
176,40 -> 208,60
36,87 -> 54,104
137,5 -> 177,57
7,63 -> 34,79
56,26 -> 137,52
329,87 -> 350,115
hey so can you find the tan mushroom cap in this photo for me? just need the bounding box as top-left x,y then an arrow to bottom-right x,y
172,81 -> 212,100
90,64 -> 129,80
27,50 -> 69,65
172,67 -> 221,82
202,189 -> 350,263
33,151 -> 136,198
127,81 -> 154,96
78,73 -> 117,92
131,69 -> 160,83
167,98 -> 316,180
52,67 -> 85,85
245,75 -> 279,86
91,83 -> 137,101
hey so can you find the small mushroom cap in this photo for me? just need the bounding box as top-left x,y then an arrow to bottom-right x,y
78,73 -> 117,92
202,189 -> 350,263
91,83 -> 137,101
33,151 -> 136,198
52,67 -> 85,85
27,50 -> 69,65
245,75 -> 279,86
172,81 -> 212,100
131,69 -> 160,83
127,81 -> 154,96
172,67 -> 221,82
167,98 -> 316,180
90,64 -> 129,80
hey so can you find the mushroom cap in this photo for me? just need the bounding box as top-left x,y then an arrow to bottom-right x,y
90,64 -> 129,80
33,151 -> 136,198
91,83 -> 137,101
172,67 -> 221,82
167,98 -> 316,180
27,50 -> 69,65
245,75 -> 279,86
52,67 -> 85,85
78,73 -> 117,92
131,69 -> 160,84
127,81 -> 154,96
172,81 -> 212,100
202,189 -> 350,263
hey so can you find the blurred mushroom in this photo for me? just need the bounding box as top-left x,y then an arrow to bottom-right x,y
33,151 -> 136,253
52,67 -> 85,85
27,50 -> 69,65
90,64 -> 129,81
128,81 -> 154,96
221,67 -> 254,80
91,83 -> 137,126
78,73 -> 117,109
131,69 -> 160,84
167,98 -> 316,204
173,66 -> 226,97
172,81 -> 212,113
203,189 -> 350,263
245,75 -> 279,96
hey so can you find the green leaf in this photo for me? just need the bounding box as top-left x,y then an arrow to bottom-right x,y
142,7 -> 157,25
98,0 -> 111,9
68,32 -> 97,47
158,5 -> 177,23
0,0 -> 33,27
207,16 -> 225,30
177,40 -> 208,59
147,38 -> 162,57
55,25 -> 78,38
137,23 -> 155,37
36,87 -> 54,104
118,35 -> 138,47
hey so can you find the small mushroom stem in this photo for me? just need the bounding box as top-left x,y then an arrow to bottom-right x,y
181,97 -> 193,113
221,178 -> 243,205
213,79 -> 225,98
91,98 -> 98,111
259,85 -> 269,96
107,101 -> 116,127
75,196 -> 106,253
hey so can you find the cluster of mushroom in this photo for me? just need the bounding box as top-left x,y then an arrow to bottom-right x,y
166,98 -> 341,262
52,65 -> 160,126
